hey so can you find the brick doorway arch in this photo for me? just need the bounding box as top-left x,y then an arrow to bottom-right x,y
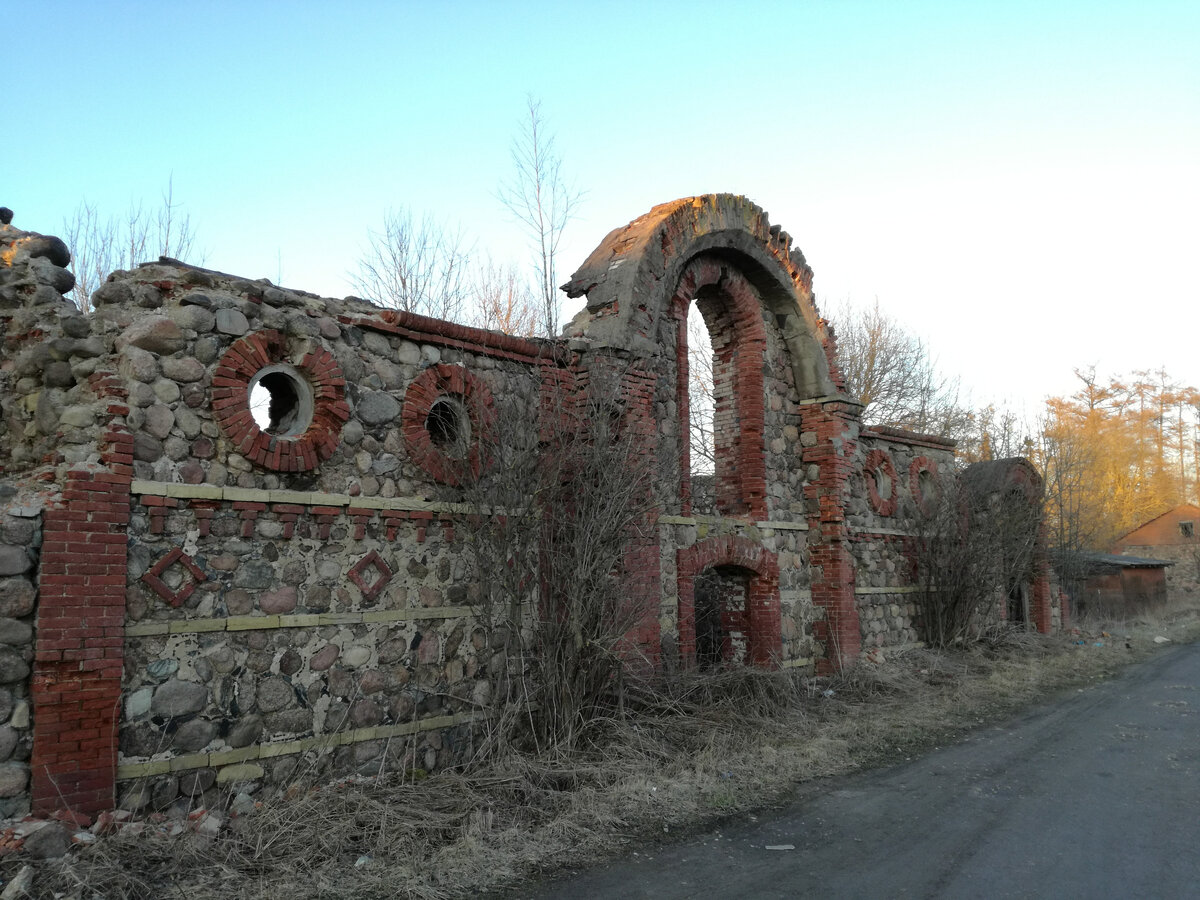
677,536 -> 780,668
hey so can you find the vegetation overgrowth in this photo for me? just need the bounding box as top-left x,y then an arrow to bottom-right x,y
5,598 -> 1198,900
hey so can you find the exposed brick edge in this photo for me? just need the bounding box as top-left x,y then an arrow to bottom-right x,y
676,536 -> 781,668
863,449 -> 899,517
1032,521 -> 1053,634
211,330 -> 349,472
863,425 -> 957,451
401,364 -> 496,487
345,312 -> 565,366
32,374 -> 133,818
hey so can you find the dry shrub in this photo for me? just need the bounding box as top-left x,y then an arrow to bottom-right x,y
913,471 -> 1043,647
459,359 -> 661,756
12,610 -> 1200,897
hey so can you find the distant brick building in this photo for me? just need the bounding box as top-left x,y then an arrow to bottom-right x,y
1112,504 -> 1200,599
1075,552 -> 1171,617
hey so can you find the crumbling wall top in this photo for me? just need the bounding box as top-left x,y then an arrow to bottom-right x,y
562,194 -> 846,401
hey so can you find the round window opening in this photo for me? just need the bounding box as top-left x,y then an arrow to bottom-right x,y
248,365 -> 314,438
424,397 -> 470,458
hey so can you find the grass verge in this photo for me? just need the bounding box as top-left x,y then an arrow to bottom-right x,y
7,598 -> 1199,899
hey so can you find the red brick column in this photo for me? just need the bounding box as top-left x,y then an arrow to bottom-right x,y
803,400 -> 862,673
32,423 -> 132,818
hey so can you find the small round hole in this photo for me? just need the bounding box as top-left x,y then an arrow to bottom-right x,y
425,397 -> 470,457
247,365 -> 314,437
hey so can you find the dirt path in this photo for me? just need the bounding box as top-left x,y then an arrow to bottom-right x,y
529,642 -> 1200,899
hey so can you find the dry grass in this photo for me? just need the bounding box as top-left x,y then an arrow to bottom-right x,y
9,596 -> 1200,899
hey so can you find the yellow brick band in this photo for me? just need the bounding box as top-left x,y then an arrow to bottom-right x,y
780,656 -> 815,669
658,514 -> 808,531
125,606 -> 475,637
116,711 -> 481,780
130,481 -> 478,515
849,525 -> 917,537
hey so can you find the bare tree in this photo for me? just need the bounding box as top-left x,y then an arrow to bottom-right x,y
352,207 -> 473,321
832,298 -> 967,437
472,256 -> 541,337
913,472 -> 1044,646
499,96 -> 581,338
61,178 -> 200,313
687,305 -> 716,475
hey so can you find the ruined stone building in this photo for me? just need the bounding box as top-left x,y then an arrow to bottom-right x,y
0,195 -> 1060,820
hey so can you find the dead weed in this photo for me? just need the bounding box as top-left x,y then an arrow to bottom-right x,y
8,597 -> 1199,899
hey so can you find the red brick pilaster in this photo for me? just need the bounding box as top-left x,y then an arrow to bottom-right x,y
32,422 -> 132,817
803,400 -> 862,673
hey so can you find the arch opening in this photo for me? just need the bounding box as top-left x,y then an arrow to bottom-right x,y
694,565 -> 752,668
673,258 -> 768,519
247,365 -> 314,437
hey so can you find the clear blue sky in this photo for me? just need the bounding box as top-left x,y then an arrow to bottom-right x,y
9,1 -> 1198,414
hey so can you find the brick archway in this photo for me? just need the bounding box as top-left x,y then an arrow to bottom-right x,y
677,536 -> 780,667
672,257 -> 768,519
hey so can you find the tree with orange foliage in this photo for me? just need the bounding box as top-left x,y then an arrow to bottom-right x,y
1036,366 -> 1199,563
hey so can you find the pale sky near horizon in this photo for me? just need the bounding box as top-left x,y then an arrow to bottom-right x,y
9,1 -> 1198,419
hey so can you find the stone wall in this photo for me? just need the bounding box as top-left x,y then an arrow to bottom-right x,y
1,195 -> 1060,821
0,503 -> 37,817
848,429 -> 957,651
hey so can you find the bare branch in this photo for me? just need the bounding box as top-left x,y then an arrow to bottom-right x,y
832,298 -> 965,437
61,180 -> 203,313
471,256 -> 541,337
498,96 -> 582,338
352,207 -> 474,322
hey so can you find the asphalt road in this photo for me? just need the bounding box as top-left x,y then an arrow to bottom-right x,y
530,643 -> 1200,899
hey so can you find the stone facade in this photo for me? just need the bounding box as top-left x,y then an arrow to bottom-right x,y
0,194 -> 1056,821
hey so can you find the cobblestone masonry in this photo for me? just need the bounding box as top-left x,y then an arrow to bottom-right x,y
0,195 -> 1055,820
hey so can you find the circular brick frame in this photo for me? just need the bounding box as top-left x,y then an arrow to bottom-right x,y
909,455 -> 941,517
864,449 -> 899,517
211,330 -> 349,472
402,363 -> 495,486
